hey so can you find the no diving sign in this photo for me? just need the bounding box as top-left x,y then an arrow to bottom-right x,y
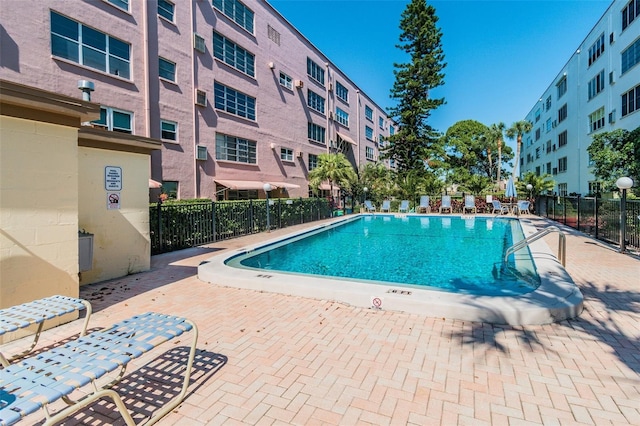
107,192 -> 121,210
371,296 -> 383,310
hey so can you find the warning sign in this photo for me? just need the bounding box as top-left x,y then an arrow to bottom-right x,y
371,297 -> 383,310
107,192 -> 121,210
105,166 -> 122,191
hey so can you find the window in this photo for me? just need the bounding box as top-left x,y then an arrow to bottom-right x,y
214,82 -> 256,120
546,140 -> 552,154
557,77 -> 567,99
50,11 -> 130,79
159,57 -> 176,81
213,32 -> 255,77
535,128 -> 541,141
379,117 -> 384,129
213,0 -> 254,33
162,181 -> 178,199
306,58 -> 325,85
267,25 -> 280,45
389,125 -> 395,135
335,107 -> 349,126
158,0 -> 174,21
389,159 -> 396,168
535,147 -> 540,159
366,146 -> 375,161
365,126 -> 373,140
546,118 -> 552,133
621,38 -> 640,74
545,96 -> 551,111
558,104 -> 567,123
335,81 -> 348,102
588,33 -> 605,66
279,72 -> 293,89
227,189 -> 258,200
558,183 -> 567,196
307,90 -> 325,114
378,134 -> 385,148
91,107 -> 133,133
308,154 -> 318,170
558,130 -> 568,147
621,83 -> 640,116
365,105 -> 373,121
558,157 -> 567,173
215,133 -> 257,164
622,0 -> 640,31
588,70 -> 605,99
535,109 -> 541,122
546,162 -> 551,175
589,107 -> 605,132
588,181 -> 603,195
161,119 -> 177,141
107,0 -> 128,11
308,122 -> 325,144
280,148 -> 293,162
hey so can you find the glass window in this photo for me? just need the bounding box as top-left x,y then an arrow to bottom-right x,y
366,146 -> 374,160
279,71 -> 292,90
215,133 -> 257,164
280,148 -> 293,162
557,77 -> 567,99
308,153 -> 318,170
588,70 -> 605,99
621,37 -> 640,74
558,104 -> 567,122
158,0 -> 174,21
91,106 -> 133,133
212,0 -> 254,33
335,81 -> 348,102
159,57 -> 176,81
589,107 -> 605,132
161,120 -> 177,141
588,33 -> 605,66
378,134 -> 385,148
107,0 -> 129,11
213,31 -> 255,77
365,105 -> 373,121
335,107 -> 349,126
378,117 -> 384,129
622,0 -> 640,31
621,83 -> 640,116
389,125 -> 395,135
214,82 -> 256,120
308,122 -> 325,144
365,126 -> 373,140
306,57 -> 325,85
50,11 -> 130,79
307,89 -> 325,114
558,130 -> 568,147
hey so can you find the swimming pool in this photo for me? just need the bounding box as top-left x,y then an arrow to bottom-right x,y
228,216 -> 538,296
199,214 -> 584,325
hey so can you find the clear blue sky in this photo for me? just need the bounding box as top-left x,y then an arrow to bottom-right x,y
267,0 -> 612,150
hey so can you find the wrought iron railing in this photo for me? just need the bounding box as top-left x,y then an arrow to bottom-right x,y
150,198 -> 331,254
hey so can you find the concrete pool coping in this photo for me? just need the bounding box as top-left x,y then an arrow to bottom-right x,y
198,214 -> 583,325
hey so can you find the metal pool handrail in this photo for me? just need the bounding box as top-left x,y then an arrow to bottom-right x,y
504,226 -> 566,266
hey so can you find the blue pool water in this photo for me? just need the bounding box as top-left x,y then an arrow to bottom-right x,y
229,216 -> 540,296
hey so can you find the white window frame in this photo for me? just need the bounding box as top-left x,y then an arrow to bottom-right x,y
365,126 -> 373,140
335,81 -> 348,102
280,148 -> 294,162
106,0 -> 129,12
158,0 -> 175,22
279,71 -> 293,90
161,119 -> 178,141
92,106 -> 133,134
365,105 -> 373,121
159,57 -> 176,82
335,107 -> 349,127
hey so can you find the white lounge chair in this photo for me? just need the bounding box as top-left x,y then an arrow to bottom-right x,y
364,200 -> 376,212
491,200 -> 510,215
417,195 -> 431,213
439,196 -> 452,213
380,200 -> 391,212
398,200 -> 410,213
463,195 -> 476,214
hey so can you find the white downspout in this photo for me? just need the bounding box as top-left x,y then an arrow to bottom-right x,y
190,0 -> 199,198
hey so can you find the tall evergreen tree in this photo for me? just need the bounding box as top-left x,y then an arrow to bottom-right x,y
384,0 -> 446,175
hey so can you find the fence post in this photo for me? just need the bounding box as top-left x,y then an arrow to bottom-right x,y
577,195 -> 581,230
249,199 -> 253,232
157,201 -> 163,253
212,200 -> 216,243
278,198 -> 282,229
594,196 -> 599,240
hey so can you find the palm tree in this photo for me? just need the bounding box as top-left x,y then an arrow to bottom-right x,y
506,120 -> 533,181
488,122 -> 506,186
478,132 -> 494,181
517,171 -> 555,198
308,153 -> 357,205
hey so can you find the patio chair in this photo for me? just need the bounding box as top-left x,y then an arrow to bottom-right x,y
364,200 -> 376,212
491,200 -> 510,215
463,195 -> 477,214
516,200 -> 531,215
417,195 -> 431,213
380,199 -> 391,212
398,200 -> 410,213
439,195 -> 452,213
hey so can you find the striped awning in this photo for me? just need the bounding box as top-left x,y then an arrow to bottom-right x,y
336,133 -> 356,145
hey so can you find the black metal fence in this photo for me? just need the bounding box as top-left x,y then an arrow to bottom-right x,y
150,198 -> 332,254
536,195 -> 639,252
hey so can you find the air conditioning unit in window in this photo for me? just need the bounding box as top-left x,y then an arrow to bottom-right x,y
294,80 -> 304,89
296,150 -> 303,158
195,89 -> 207,106
193,33 -> 206,53
609,71 -> 615,84
328,82 -> 333,91
196,145 -> 207,160
329,111 -> 333,120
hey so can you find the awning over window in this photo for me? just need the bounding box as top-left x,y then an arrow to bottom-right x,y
336,133 -> 356,145
149,179 -> 162,189
215,180 -> 301,190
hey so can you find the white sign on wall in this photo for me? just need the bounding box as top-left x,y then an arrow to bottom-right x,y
107,192 -> 121,210
105,166 -> 122,191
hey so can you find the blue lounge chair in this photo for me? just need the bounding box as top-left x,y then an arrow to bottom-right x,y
463,195 -> 477,214
491,200 -> 510,215
418,195 -> 431,213
439,195 -> 452,213
380,200 -> 391,212
516,200 -> 531,215
398,200 -> 410,213
364,200 -> 376,212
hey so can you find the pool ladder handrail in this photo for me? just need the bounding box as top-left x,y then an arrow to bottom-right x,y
504,226 -> 566,267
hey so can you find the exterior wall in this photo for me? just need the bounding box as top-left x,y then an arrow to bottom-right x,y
0,0 -> 394,201
521,0 -> 640,195
77,147 -> 152,284
0,116 -> 80,309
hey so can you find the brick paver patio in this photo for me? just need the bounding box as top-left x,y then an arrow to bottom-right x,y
5,216 -> 639,425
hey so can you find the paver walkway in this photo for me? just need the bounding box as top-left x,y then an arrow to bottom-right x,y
5,216 -> 639,425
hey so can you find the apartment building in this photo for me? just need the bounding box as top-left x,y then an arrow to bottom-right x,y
520,0 -> 640,196
0,0 -> 395,200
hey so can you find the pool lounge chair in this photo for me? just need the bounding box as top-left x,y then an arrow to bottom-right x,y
417,195 -> 431,213
398,200 -> 410,213
516,200 -> 531,215
463,195 -> 477,214
364,200 -> 376,212
491,200 -> 510,215
439,195 -> 452,213
380,200 -> 391,212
